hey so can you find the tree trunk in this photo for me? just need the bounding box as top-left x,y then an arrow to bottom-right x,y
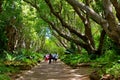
6,25 -> 17,52
85,0 -> 95,48
110,0 -> 120,22
96,30 -> 106,55
66,0 -> 120,45
0,0 -> 3,13
71,1 -> 95,49
77,45 -> 81,53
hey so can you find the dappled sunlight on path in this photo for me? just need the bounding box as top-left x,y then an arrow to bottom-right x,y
15,60 -> 91,80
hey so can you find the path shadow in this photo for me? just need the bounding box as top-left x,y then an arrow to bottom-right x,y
15,60 -> 91,80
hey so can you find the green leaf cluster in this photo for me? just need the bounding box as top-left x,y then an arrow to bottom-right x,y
60,53 -> 91,67
106,63 -> 120,78
0,74 -> 10,80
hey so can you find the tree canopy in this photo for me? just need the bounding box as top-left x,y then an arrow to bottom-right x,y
0,0 -> 120,55
1,0 -> 120,79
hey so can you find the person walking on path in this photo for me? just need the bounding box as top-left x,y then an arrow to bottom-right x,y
52,53 -> 58,62
48,53 -> 53,64
44,54 -> 49,62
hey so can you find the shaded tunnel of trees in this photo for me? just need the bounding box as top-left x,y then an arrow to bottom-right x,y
0,0 -> 120,80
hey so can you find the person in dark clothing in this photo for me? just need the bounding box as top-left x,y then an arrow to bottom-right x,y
48,53 -> 53,64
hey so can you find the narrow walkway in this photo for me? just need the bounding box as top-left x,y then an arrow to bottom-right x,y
16,60 -> 91,80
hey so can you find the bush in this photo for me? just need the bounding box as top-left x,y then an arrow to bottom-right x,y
0,63 -> 19,74
0,74 -> 10,80
95,50 -> 117,63
92,48 -> 120,79
78,53 -> 91,63
106,63 -> 120,78
60,53 -> 91,66
15,49 -> 43,65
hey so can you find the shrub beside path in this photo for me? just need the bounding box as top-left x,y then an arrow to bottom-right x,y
15,60 -> 92,80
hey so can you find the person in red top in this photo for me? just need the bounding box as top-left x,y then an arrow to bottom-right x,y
44,54 -> 49,62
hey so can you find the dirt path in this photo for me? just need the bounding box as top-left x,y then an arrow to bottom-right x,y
15,60 -> 92,80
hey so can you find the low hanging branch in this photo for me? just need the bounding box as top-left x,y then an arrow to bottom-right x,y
110,0 -> 120,21
44,0 -> 89,43
52,32 -> 68,49
23,0 -> 96,53
44,19 -> 89,49
66,0 -> 120,45
23,0 -> 81,45
70,1 -> 95,48
66,0 -> 106,24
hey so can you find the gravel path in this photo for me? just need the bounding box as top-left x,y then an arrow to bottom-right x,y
15,60 -> 91,80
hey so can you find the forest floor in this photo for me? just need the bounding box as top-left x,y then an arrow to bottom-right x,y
13,60 -> 93,80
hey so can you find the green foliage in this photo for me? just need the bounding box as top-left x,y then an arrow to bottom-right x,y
64,41 -> 77,54
0,64 -> 18,73
0,61 -> 18,80
106,63 -> 120,78
91,0 -> 103,14
60,53 -> 91,67
16,49 -> 43,65
118,0 -> 120,3
102,36 -> 120,54
0,0 -> 120,79
0,49 -> 43,79
0,74 -> 10,80
2,49 -> 43,69
92,37 -> 120,78
5,53 -> 16,61
78,53 -> 91,63
43,37 -> 65,54
0,0 -> 22,53
95,50 -> 117,63
0,14 -> 7,53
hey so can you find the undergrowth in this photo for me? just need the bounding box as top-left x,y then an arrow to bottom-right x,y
60,53 -> 91,67
0,49 -> 43,80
